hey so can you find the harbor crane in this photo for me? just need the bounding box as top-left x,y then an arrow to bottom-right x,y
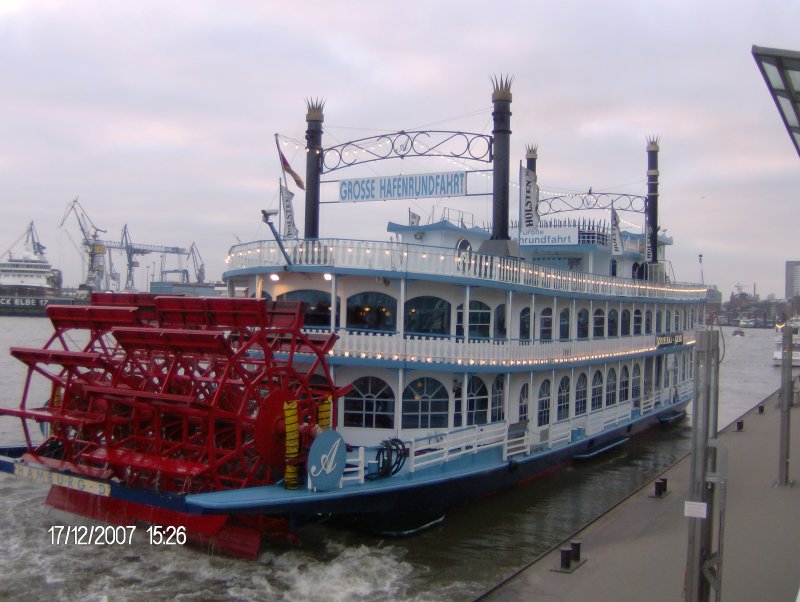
60,199 -> 191,292
59,198 -> 108,292
158,242 -> 205,285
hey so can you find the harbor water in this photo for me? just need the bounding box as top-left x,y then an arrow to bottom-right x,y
0,318 -> 786,601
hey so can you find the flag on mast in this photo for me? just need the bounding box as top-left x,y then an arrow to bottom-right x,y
519,162 -> 539,236
610,208 -> 623,255
276,136 -> 306,190
280,183 -> 299,238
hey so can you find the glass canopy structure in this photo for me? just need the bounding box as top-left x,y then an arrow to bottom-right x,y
752,45 -> 800,158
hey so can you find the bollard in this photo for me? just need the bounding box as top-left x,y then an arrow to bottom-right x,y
560,548 -> 572,570
659,477 -> 668,494
758,404 -> 765,414
654,480 -> 664,497
570,540 -> 582,563
736,420 -> 744,432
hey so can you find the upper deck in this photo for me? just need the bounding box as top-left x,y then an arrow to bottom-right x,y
224,237 -> 707,303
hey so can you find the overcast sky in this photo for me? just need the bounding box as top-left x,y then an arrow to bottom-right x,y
1,1 -> 798,299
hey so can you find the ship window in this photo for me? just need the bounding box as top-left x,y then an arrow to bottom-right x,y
591,370 -> 604,411
491,375 -> 505,423
606,368 -> 617,406
402,377 -> 449,429
537,379 -> 551,427
276,290 -> 337,329
690,309 -> 695,329
632,364 -> 642,404
467,376 -> 489,426
645,310 -> 653,334
456,238 -> 472,254
682,353 -> 687,380
405,296 -> 450,336
519,383 -> 529,422
575,373 -> 588,415
665,308 -> 671,333
577,309 -> 589,339
346,292 -> 397,332
633,309 -> 642,335
540,308 -> 553,341
675,310 -> 681,332
621,309 -> 631,336
520,307 -> 532,341
656,310 -> 663,333
620,366 -> 630,402
610,258 -> 618,277
343,376 -> 395,429
557,376 -> 570,421
593,309 -> 605,338
608,309 -> 619,337
559,308 -> 570,340
494,304 -> 507,339
456,301 -> 491,339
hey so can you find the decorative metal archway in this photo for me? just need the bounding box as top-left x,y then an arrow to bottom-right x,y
321,130 -> 494,174
538,191 -> 647,216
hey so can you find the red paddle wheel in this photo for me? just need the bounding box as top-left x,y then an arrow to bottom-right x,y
1,292 -> 346,557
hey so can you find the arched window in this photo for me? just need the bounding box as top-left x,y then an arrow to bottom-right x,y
456,238 -> 472,254
591,370 -> 604,411
537,380 -> 551,427
620,366 -> 630,403
656,310 -> 662,333
343,376 -> 395,428
674,310 -> 680,332
491,375 -> 504,422
557,376 -> 570,421
575,373 -> 588,415
466,376 -> 489,425
610,258 -> 618,277
606,368 -> 617,406
494,304 -> 507,339
645,310 -> 653,334
577,308 -> 590,339
621,309 -> 631,336
405,296 -> 450,336
540,308 -> 553,341
608,309 -> 619,337
346,291 -> 397,332
633,309 -> 643,335
519,383 -> 529,422
593,308 -> 605,338
559,308 -> 570,340
457,300 -> 491,339
665,308 -> 671,332
632,364 -> 642,404
632,262 -> 641,279
690,309 -> 695,329
277,290 -> 337,329
402,377 -> 448,429
520,307 -> 532,341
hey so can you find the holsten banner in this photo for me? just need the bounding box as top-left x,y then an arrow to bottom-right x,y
338,171 -> 467,202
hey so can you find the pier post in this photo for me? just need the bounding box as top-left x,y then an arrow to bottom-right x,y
304,99 -> 324,239
777,315 -> 793,486
685,329 -> 722,602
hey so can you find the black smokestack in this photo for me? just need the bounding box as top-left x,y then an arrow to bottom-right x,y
304,98 -> 324,239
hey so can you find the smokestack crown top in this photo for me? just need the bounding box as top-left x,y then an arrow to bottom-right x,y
647,135 -> 660,152
526,144 -> 538,159
306,98 -> 325,121
491,74 -> 513,102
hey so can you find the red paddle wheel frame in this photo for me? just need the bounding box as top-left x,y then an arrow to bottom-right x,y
1,292 -> 346,556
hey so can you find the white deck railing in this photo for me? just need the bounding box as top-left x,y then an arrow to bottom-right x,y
225,238 -> 707,302
332,329 -> 695,367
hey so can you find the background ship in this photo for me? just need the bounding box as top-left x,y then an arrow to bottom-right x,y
0,222 -> 66,315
